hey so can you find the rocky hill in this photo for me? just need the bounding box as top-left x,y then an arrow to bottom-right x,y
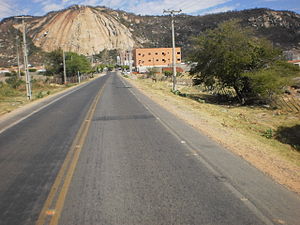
0,6 -> 299,67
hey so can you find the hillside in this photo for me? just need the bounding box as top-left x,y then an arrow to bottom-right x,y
0,6 -> 299,67
128,8 -> 300,55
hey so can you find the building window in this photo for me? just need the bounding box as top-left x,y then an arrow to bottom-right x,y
138,53 -> 141,56
156,59 -> 159,62
148,53 -> 151,55
148,59 -> 151,62
155,53 -> 158,55
177,52 -> 180,54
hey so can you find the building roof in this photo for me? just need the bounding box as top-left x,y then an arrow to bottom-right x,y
288,60 -> 300,63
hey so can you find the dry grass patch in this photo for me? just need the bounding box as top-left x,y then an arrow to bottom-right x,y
0,79 -> 73,116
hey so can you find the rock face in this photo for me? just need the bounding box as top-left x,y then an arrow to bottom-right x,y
15,5 -> 135,55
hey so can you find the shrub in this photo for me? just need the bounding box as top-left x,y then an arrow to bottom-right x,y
29,68 -> 37,72
36,91 -> 44,98
0,84 -> 19,97
262,128 -> 274,139
6,76 -> 24,89
4,72 -> 12,77
164,70 -> 173,77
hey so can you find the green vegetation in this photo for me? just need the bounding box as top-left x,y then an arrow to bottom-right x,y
0,77 -> 68,115
45,49 -> 92,78
120,65 -> 129,70
28,68 -> 37,72
5,76 -> 24,89
45,49 -> 64,76
190,20 -> 300,104
163,70 -> 172,77
65,52 -> 91,76
262,128 -> 274,139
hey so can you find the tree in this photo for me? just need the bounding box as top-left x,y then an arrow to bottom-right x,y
45,49 -> 91,77
190,20 -> 299,104
244,61 -> 299,100
65,52 -> 91,76
45,49 -> 63,76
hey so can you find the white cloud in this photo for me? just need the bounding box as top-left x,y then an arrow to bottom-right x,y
203,6 -> 236,15
0,0 -> 236,18
0,0 -> 28,18
124,0 -> 230,15
43,3 -> 65,12
74,0 -> 232,15
80,0 -> 100,5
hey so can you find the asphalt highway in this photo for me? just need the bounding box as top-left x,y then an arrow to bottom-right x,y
0,75 -> 108,225
0,72 -> 299,225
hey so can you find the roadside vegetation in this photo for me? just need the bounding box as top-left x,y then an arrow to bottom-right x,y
45,49 -> 93,77
0,50 -> 98,115
0,48 -> 127,116
190,20 -> 300,105
0,76 -> 69,115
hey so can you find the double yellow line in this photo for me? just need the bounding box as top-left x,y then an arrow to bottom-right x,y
36,80 -> 107,225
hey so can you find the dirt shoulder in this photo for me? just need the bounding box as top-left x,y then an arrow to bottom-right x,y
126,77 -> 300,194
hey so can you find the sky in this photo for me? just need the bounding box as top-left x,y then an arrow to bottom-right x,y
0,0 -> 299,20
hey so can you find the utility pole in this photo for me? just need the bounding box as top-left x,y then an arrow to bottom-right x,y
63,49 -> 67,84
15,16 -> 32,100
92,46 -> 95,65
163,9 -> 182,91
16,35 -> 21,78
129,48 -> 132,75
77,71 -> 81,83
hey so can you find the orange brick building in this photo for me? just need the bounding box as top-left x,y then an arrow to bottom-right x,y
133,47 -> 181,69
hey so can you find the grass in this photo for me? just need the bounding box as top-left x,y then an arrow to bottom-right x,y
130,77 -> 300,167
0,79 -> 70,115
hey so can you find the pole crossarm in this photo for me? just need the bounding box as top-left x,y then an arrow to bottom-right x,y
14,16 -> 33,19
163,10 -> 182,14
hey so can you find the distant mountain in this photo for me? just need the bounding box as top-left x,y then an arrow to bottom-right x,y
0,6 -> 299,67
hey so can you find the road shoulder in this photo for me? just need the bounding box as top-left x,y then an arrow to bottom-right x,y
122,76 -> 300,194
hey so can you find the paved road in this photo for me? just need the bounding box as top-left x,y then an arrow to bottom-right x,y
0,75 -> 108,225
0,72 -> 299,225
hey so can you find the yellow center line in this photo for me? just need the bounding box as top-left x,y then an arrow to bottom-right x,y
35,80 -> 107,225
